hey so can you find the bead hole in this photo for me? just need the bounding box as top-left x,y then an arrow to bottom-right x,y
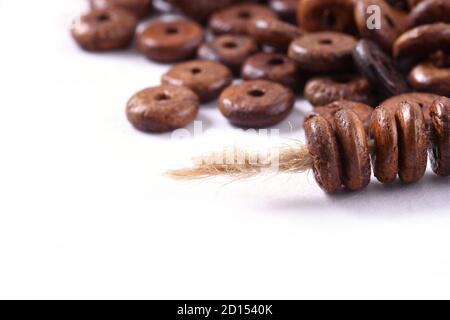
191,68 -> 202,75
155,93 -> 170,101
238,11 -> 251,19
96,14 -> 110,22
268,58 -> 284,66
319,39 -> 333,45
247,89 -> 265,97
165,27 -> 179,35
223,41 -> 237,49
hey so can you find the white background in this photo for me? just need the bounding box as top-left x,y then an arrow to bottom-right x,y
1,0 -> 450,299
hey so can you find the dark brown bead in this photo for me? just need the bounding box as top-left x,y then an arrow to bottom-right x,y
136,19 -> 204,63
354,0 -> 408,52
429,96 -> 450,177
208,4 -> 277,35
312,100 -> 374,133
247,17 -> 302,51
126,85 -> 199,133
288,32 -> 356,73
241,52 -> 300,90
197,35 -> 259,74
380,92 -> 440,126
333,109 -> 371,191
71,8 -> 138,51
395,101 -> 428,183
369,107 -> 399,183
297,0 -> 355,33
161,60 -> 233,103
89,0 -> 152,18
408,52 -> 450,96
169,0 -> 237,23
304,114 -> 343,193
269,0 -> 298,23
304,74 -> 373,107
393,23 -> 450,59
219,80 -> 295,128
409,0 -> 450,27
353,39 -> 410,99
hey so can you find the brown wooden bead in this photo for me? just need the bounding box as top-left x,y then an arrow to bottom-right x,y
269,0 -> 298,23
304,114 -> 343,193
288,32 -> 356,73
334,109 -> 371,191
409,0 -> 450,27
381,92 -> 440,126
408,52 -> 450,96
353,39 -> 410,99
219,80 -> 295,128
241,52 -> 300,90
297,0 -> 355,33
126,85 -> 199,133
197,35 -> 259,74
161,60 -> 233,103
136,19 -> 204,63
71,8 -> 138,51
393,23 -> 450,59
248,17 -> 302,51
312,100 -> 374,133
170,0 -> 238,23
369,106 -> 399,183
209,4 -> 277,35
354,0 -> 408,52
90,0 -> 152,18
304,74 -> 373,107
429,96 -> 450,177
395,101 -> 428,183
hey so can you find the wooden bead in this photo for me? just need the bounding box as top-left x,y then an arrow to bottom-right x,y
197,35 -> 258,75
162,60 -> 233,103
395,101 -> 428,183
370,107 -> 399,184
247,17 -> 302,51
126,85 -> 199,133
219,80 -> 295,128
429,96 -> 450,177
408,52 -> 450,97
136,19 -> 204,63
333,108 -> 371,191
241,52 -> 300,90
298,0 -> 355,34
409,0 -> 450,27
304,114 -> 343,193
393,23 -> 450,59
304,74 -> 373,107
353,39 -> 410,99
209,4 -> 277,35
288,32 -> 357,73
71,8 -> 138,51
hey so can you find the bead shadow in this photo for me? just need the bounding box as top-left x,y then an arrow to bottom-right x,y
263,173 -> 450,216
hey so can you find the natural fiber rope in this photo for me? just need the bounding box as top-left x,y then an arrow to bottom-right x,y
167,139 -> 379,180
167,141 -> 313,180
